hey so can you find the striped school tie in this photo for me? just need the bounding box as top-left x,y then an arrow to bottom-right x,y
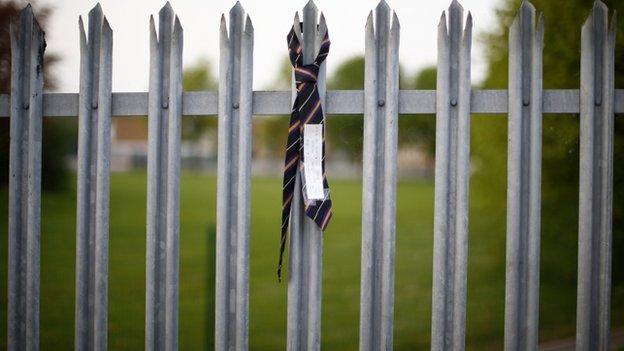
278,23 -> 332,281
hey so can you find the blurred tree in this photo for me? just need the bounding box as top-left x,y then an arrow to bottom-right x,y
400,66 -> 436,155
326,56 -> 437,160
474,0 -> 624,322
326,56 -> 365,160
257,56 -> 439,162
0,0 -> 70,190
254,56 -> 291,158
182,57 -> 217,140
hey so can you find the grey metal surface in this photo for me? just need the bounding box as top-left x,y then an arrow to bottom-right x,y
2,89 -> 624,117
286,2 -> 325,350
504,2 -> 543,350
75,5 -> 113,351
145,4 -> 183,351
431,1 -> 472,350
576,2 -> 615,351
8,6 -> 44,351
359,2 -> 399,350
215,3 -> 253,351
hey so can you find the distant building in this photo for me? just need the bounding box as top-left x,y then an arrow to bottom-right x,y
110,118 -> 218,172
108,117 -> 433,179
111,118 -> 148,171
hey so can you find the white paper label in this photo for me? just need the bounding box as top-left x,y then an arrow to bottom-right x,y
303,124 -> 325,200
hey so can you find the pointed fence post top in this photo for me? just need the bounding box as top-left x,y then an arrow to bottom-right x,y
13,3 -> 43,35
19,3 -> 34,21
366,0 -> 399,37
173,14 -> 183,35
219,14 -> 229,45
156,1 -> 175,36
376,0 -> 390,17
223,1 -> 252,36
229,0 -> 244,21
449,0 -> 464,16
297,0 -> 329,64
592,0 -> 608,16
301,0 -> 324,38
150,2 -> 183,44
509,0 -> 544,49
583,0 -> 616,31
292,12 -> 302,41
79,3 -> 112,47
303,0 -> 318,15
244,14 -> 253,35
510,0 -> 542,30
89,3 -> 103,19
11,4 -> 45,70
438,11 -> 448,36
289,5 -> 327,46
160,1 -> 174,18
438,0 -> 472,38
318,12 -> 327,37
519,0 -> 536,16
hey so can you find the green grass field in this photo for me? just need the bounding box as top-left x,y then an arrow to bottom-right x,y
0,172 -> 621,350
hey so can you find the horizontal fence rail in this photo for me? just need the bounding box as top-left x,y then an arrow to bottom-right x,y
1,89 -> 624,117
4,0 -> 619,351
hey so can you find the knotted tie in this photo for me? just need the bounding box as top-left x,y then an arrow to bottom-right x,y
278,24 -> 332,280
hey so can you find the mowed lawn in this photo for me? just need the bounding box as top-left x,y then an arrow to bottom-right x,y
0,172 -> 621,350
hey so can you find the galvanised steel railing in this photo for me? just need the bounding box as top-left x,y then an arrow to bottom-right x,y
1,1 -> 620,350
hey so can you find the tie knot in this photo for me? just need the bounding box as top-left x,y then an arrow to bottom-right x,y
295,65 -> 319,83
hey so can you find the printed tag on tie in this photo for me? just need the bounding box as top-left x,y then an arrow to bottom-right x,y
303,124 -> 325,201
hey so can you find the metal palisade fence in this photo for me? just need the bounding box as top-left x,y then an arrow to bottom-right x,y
1,0 -> 620,350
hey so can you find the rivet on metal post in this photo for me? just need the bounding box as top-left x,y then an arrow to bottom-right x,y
594,98 -> 602,106
377,99 -> 385,107
162,99 -> 169,109
22,101 -> 29,110
522,98 -> 530,106
450,98 -> 457,106
233,102 -> 239,109
92,102 -> 98,109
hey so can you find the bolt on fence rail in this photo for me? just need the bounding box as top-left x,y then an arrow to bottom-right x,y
3,0 -> 619,351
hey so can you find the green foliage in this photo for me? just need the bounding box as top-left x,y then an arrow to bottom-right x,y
258,56 -> 438,160
181,58 -> 217,140
327,56 -> 365,160
400,66 -> 437,155
253,57 -> 290,158
475,0 -> 624,315
1,173 -> 620,349
326,56 -> 438,159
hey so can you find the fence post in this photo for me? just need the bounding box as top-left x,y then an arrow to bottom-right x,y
8,5 -> 44,351
75,5 -> 113,351
145,3 -> 183,350
576,2 -> 616,350
431,1 -> 472,350
215,2 -> 253,350
503,2 -> 543,350
286,2 -> 326,350
359,1 -> 399,350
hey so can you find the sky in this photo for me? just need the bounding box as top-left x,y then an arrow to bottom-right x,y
41,0 -> 502,92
